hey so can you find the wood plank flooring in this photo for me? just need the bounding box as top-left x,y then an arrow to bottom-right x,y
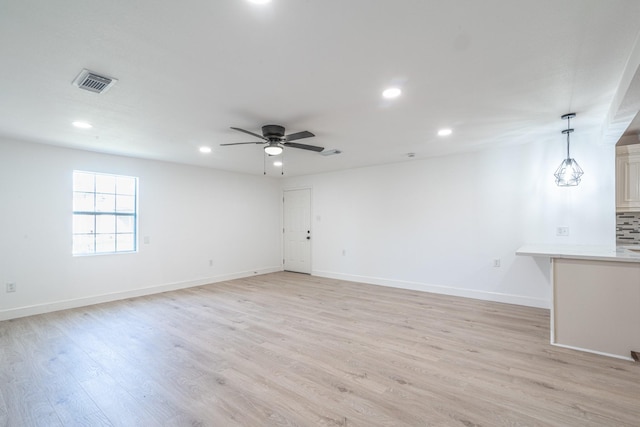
1,272 -> 639,426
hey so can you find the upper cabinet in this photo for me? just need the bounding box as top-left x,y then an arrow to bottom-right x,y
616,144 -> 640,212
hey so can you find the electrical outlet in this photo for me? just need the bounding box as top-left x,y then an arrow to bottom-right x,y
556,226 -> 570,237
342,249 -> 346,256
6,282 -> 16,293
493,259 -> 501,268
209,259 -> 213,267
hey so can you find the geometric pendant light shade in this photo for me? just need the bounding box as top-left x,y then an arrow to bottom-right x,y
554,113 -> 584,186
554,157 -> 584,186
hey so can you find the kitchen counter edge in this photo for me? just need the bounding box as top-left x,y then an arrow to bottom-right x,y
516,244 -> 640,263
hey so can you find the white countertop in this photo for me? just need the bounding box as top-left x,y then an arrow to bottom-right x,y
516,244 -> 640,263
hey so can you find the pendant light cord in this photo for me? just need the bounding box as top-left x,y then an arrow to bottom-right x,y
566,115 -> 571,159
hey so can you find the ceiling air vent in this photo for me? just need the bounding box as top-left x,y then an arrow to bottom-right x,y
320,149 -> 342,156
72,69 -> 118,94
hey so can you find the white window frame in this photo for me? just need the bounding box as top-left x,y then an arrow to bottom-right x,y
72,170 -> 138,256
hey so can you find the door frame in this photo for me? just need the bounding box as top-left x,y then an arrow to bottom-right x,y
282,186 -> 313,273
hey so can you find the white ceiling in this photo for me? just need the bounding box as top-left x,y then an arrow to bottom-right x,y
1,0 -> 640,177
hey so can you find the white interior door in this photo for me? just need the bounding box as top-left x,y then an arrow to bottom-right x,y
283,189 -> 311,274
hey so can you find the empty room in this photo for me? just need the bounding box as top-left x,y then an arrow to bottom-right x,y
1,0 -> 640,425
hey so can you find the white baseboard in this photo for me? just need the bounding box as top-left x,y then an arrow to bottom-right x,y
551,342 -> 633,362
312,270 -> 550,309
2,267 -> 549,321
0,266 -> 282,321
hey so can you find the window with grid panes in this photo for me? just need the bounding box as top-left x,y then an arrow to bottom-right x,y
72,171 -> 138,255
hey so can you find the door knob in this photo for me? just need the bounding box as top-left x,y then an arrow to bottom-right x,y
306,236 -> 311,240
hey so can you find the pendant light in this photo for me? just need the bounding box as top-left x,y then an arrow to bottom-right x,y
554,113 -> 583,186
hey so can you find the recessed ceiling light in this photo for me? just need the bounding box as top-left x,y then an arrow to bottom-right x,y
199,146 -> 212,153
72,121 -> 92,129
382,87 -> 402,99
438,128 -> 453,136
273,161 -> 283,167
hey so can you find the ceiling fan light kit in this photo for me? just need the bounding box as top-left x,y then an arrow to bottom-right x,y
554,113 -> 584,187
264,144 -> 283,156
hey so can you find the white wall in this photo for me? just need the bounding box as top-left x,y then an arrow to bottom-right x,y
283,137 -> 615,309
0,131 -> 615,318
0,137 -> 282,320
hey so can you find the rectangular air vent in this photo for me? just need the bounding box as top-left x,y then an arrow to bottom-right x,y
320,149 -> 342,156
72,69 -> 118,94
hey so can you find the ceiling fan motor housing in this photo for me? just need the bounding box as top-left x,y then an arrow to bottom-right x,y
262,124 -> 285,139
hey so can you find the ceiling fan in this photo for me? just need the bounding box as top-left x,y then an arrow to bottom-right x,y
221,125 -> 324,155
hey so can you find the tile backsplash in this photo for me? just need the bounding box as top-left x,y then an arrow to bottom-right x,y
616,212 -> 640,244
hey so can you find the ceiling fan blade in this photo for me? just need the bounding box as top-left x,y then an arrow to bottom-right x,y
283,142 -> 324,152
220,142 -> 264,146
285,130 -> 315,142
230,127 -> 267,141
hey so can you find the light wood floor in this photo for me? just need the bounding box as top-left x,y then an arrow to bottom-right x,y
1,272 -> 639,426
